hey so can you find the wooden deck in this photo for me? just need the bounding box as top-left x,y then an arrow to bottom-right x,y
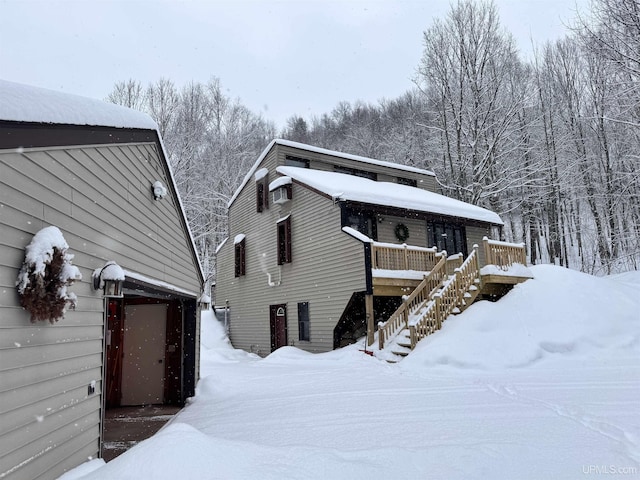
371,238 -> 532,350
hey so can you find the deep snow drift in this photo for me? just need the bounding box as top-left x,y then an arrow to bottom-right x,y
61,265 -> 640,479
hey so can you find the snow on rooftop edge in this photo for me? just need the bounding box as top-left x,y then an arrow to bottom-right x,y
0,79 -> 157,130
279,166 -> 503,225
123,270 -> 198,298
275,139 -> 436,176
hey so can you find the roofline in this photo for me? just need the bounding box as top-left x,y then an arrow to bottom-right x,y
227,138 -> 435,208
274,139 -> 435,176
0,120 -> 158,150
281,166 -> 504,226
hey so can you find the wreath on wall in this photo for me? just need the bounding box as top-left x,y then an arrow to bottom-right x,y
394,223 -> 410,242
16,226 -> 82,324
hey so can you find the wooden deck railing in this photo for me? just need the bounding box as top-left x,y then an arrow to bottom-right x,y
446,253 -> 463,276
371,242 -> 439,271
377,253 -> 447,350
483,237 -> 527,270
409,245 -> 480,348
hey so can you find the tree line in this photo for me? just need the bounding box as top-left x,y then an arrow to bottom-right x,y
107,0 -> 640,278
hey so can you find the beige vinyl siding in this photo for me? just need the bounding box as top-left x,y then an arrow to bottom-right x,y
376,215 -> 429,247
217,162 -> 367,354
215,149 -> 279,354
0,142 -> 200,479
466,224 -> 491,266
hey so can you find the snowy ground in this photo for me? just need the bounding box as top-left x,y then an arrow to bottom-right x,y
61,265 -> 640,479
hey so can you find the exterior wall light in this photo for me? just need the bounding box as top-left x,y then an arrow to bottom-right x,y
152,180 -> 168,200
92,261 -> 125,298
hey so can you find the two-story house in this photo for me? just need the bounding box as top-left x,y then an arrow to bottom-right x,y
215,139 -> 523,356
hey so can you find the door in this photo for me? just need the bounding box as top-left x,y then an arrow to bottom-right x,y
269,304 -> 288,352
121,303 -> 167,405
105,299 -> 124,408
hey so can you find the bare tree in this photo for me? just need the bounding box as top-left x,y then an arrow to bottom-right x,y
106,79 -> 145,109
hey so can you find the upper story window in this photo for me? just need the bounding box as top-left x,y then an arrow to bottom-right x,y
255,168 -> 269,212
285,155 -> 310,168
277,216 -> 292,265
234,234 -> 246,277
397,177 -> 417,187
334,165 -> 377,181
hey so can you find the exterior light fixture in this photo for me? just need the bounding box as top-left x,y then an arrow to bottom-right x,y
152,180 -> 168,200
92,261 -> 125,298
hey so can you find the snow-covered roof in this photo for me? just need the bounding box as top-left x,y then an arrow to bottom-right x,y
228,139 -> 435,207
278,166 -> 503,225
0,79 -> 157,130
275,139 -> 435,176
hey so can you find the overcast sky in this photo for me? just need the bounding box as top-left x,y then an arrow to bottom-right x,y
0,0 -> 587,130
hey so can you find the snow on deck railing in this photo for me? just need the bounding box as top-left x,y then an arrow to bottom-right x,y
483,237 -> 527,270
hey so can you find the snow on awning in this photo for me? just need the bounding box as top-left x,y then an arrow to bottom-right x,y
277,166 -> 503,225
269,176 -> 292,191
123,270 -> 198,298
254,168 -> 269,181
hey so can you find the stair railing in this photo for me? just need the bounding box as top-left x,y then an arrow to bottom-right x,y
377,252 -> 447,350
410,245 -> 480,348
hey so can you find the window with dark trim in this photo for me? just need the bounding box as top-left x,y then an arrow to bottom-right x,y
398,177 -> 417,187
277,217 -> 292,265
334,165 -> 377,181
256,177 -> 269,212
298,302 -> 310,341
427,222 -> 467,257
342,206 -> 377,240
234,238 -> 246,277
285,155 -> 310,168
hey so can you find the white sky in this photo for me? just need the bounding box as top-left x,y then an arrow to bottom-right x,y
0,0 -> 586,130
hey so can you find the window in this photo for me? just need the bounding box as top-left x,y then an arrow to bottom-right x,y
285,155 -> 310,168
334,165 -> 377,181
298,302 -> 310,341
428,222 -> 466,257
256,169 -> 269,212
277,216 -> 292,264
343,206 -> 377,240
256,181 -> 269,212
234,237 -> 246,277
398,177 -> 417,187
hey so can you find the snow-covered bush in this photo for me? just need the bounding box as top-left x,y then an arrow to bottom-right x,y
16,226 -> 82,323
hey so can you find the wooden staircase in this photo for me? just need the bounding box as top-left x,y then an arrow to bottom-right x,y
377,245 -> 482,359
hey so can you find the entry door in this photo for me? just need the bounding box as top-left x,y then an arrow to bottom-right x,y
269,304 -> 288,352
121,304 -> 167,405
